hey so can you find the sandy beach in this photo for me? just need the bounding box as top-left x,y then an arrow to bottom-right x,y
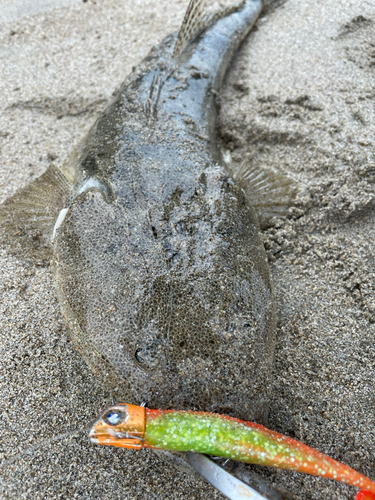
1,0 -> 375,498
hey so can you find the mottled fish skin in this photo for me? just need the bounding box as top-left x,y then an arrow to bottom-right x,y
52,0 -> 275,422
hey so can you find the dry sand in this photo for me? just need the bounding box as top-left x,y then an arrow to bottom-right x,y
1,0 -> 375,498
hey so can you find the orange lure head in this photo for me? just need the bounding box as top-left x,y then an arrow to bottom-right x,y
89,403 -> 145,449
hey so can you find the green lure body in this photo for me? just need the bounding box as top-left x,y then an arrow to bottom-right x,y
144,409 -> 375,497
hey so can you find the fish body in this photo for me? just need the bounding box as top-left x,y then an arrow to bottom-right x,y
51,0 -> 275,421
1,0 -> 275,422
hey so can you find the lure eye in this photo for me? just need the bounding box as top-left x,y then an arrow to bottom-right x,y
104,410 -> 126,426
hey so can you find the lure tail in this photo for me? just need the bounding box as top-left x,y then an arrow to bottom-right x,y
357,492 -> 375,500
90,404 -> 375,499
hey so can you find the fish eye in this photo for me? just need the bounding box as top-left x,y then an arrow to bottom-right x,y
134,344 -> 160,370
134,347 -> 145,364
104,410 -> 126,426
73,177 -> 111,202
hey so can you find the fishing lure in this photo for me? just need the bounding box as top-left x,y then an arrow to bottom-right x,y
90,403 -> 375,500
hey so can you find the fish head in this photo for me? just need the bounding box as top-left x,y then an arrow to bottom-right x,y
52,188 -> 220,406
54,189 -> 217,388
52,183 -> 274,420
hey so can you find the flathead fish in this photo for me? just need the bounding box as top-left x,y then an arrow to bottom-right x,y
1,0 -> 278,423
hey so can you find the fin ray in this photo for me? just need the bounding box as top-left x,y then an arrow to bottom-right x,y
173,0 -> 246,58
0,165 -> 71,264
235,161 -> 299,229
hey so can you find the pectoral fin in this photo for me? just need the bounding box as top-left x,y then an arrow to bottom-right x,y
235,161 -> 299,229
0,165 -> 71,264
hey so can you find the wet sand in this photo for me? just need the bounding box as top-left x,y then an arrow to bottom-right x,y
1,0 -> 375,498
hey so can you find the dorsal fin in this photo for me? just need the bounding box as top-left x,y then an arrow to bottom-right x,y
173,0 -> 246,58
